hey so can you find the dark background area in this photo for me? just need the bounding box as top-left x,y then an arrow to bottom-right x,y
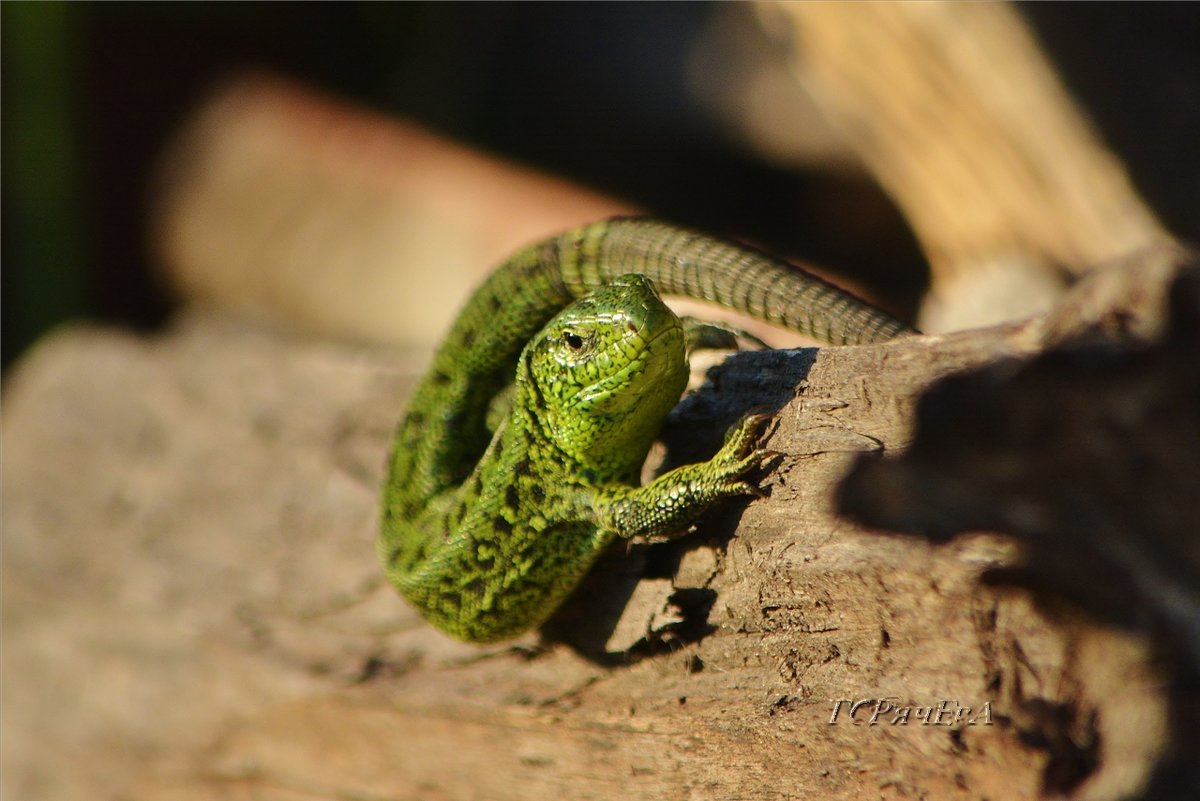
3,2 -> 1198,370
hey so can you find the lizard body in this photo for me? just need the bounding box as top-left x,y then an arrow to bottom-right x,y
380,218 -> 911,642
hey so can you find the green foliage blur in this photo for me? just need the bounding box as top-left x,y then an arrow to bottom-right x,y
2,3 -> 86,369
1,2 -> 401,370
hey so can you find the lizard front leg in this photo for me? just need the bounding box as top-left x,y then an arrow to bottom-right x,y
594,414 -> 771,541
681,317 -> 770,353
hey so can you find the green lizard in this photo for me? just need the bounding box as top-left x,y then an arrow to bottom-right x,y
380,218 -> 912,642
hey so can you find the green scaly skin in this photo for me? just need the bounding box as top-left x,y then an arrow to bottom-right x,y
380,218 -> 912,642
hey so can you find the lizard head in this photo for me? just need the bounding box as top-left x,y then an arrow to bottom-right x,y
522,273 -> 689,475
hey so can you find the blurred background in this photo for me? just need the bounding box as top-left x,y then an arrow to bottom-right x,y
3,2 -> 1198,369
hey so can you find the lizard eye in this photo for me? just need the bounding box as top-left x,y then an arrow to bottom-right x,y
562,331 -> 585,351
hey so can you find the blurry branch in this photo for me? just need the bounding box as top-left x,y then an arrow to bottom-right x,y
704,3 -> 1177,331
151,75 -> 631,349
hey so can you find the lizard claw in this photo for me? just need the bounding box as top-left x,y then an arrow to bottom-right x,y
741,480 -> 770,500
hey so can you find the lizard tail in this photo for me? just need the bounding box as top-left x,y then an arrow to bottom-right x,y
551,217 -> 914,345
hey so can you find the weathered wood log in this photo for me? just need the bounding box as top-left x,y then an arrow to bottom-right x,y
3,248 -> 1187,800
839,266 -> 1200,800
